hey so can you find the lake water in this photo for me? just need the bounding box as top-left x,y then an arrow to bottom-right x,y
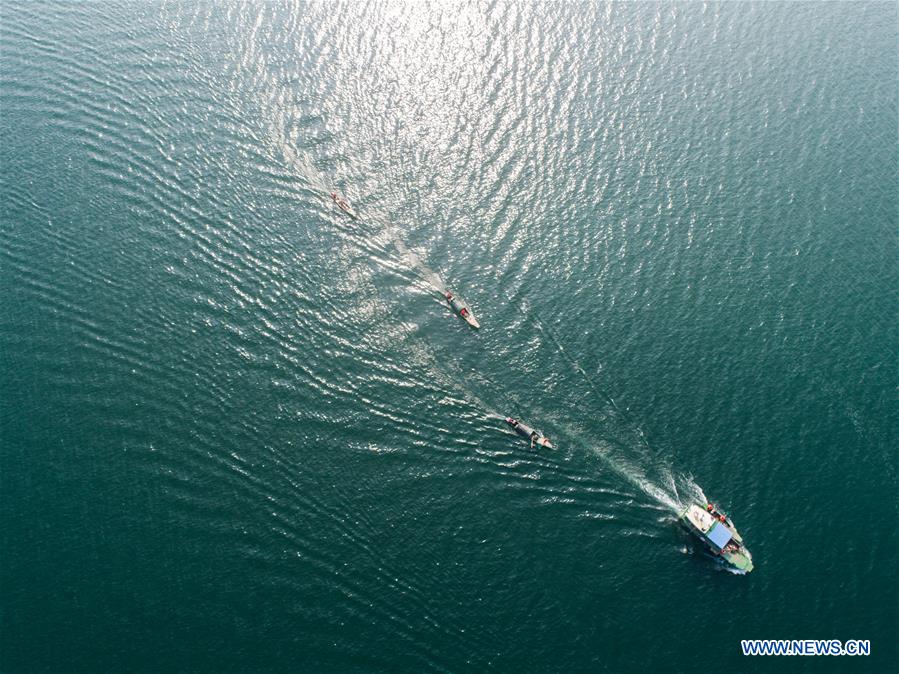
1,1 -> 896,671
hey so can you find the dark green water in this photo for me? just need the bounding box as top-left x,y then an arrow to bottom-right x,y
1,2 -> 896,672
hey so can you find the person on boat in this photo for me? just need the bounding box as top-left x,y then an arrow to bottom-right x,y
445,291 -> 453,301
706,503 -> 715,513
459,307 -> 469,318
530,431 -> 538,448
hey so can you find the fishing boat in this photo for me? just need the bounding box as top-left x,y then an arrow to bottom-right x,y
679,503 -> 753,573
444,291 -> 480,328
330,191 -> 357,219
504,417 -> 553,448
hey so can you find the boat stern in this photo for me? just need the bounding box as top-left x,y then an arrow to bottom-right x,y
723,547 -> 754,573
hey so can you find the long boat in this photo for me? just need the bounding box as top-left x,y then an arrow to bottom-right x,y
504,417 -> 552,448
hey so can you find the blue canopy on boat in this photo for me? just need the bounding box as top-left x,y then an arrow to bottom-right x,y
707,521 -> 733,549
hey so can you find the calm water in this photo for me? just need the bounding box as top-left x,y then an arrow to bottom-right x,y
1,2 -> 896,672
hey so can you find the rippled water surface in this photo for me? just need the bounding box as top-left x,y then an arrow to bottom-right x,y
2,2 -> 896,671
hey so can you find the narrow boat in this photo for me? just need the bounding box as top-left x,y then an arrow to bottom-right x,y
330,191 -> 357,219
679,502 -> 754,573
444,291 -> 480,328
504,417 -> 553,448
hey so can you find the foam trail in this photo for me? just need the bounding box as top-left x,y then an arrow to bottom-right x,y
278,127 -> 447,296
281,133 -> 324,191
392,237 -> 445,293
267,78 -> 451,301
265,82 -> 698,509
518,297 -> 618,411
272,114 -> 700,511
513,296 -> 702,512
583,435 -> 680,511
402,335 -> 501,420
